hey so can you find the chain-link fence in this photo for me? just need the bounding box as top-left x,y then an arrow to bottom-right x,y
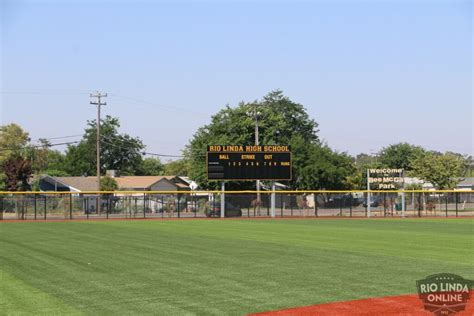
0,190 -> 472,221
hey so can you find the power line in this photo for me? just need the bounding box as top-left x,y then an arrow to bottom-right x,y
108,93 -> 209,117
142,152 -> 184,158
1,136 -> 194,160
0,141 -> 80,153
31,134 -> 83,142
1,90 -> 210,117
99,137 -> 184,158
31,140 -> 80,148
0,90 -> 90,95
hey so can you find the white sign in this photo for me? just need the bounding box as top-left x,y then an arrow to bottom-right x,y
367,168 -> 404,189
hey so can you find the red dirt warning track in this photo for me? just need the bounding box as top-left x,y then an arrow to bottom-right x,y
250,292 -> 474,315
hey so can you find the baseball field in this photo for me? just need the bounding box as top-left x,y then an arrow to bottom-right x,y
1,218 -> 472,315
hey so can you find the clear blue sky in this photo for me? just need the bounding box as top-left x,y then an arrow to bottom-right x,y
1,0 -> 472,158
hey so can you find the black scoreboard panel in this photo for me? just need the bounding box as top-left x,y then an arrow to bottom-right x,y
207,146 -> 292,180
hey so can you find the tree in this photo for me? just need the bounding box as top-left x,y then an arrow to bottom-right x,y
410,152 -> 466,189
353,153 -> 387,190
354,153 -> 380,169
137,157 -> 164,176
0,124 -> 31,190
63,116 -> 145,176
185,90 -> 355,189
29,139 -> 67,176
3,156 -> 32,191
378,143 -> 425,171
100,176 -> 118,191
163,159 -> 189,176
0,124 -> 30,161
292,139 -> 358,190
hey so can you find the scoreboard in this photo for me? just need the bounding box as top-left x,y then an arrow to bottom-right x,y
207,145 -> 292,181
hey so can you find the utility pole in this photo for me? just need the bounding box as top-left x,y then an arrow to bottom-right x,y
90,91 -> 107,192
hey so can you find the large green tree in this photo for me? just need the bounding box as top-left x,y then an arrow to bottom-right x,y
63,116 -> 145,176
163,159 -> 189,176
291,137 -> 357,190
29,139 -> 67,176
185,90 -> 355,189
410,151 -> 467,189
378,142 -> 425,171
0,124 -> 30,159
137,157 -> 165,176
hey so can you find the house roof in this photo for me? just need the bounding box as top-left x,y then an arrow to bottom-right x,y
457,177 -> 474,187
43,175 -> 189,191
54,177 -> 99,191
114,176 -> 177,189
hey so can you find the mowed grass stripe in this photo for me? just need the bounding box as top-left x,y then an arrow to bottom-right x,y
0,219 -> 472,315
110,219 -> 472,264
0,271 -> 83,316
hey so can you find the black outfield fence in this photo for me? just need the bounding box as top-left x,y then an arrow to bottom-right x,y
0,190 -> 472,221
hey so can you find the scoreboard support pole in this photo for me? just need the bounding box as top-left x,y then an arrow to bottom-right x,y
367,169 -> 371,218
221,182 -> 225,218
270,182 -> 276,218
401,170 -> 406,218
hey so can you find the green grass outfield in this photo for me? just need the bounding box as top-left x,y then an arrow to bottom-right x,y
0,218 -> 472,315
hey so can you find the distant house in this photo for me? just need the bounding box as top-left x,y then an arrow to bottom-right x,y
38,174 -> 192,214
39,175 -> 191,192
403,177 -> 474,191
456,177 -> 474,190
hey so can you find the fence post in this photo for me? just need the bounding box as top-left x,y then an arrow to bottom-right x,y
445,195 -> 448,217
390,196 -> 394,217
313,193 -> 318,217
364,193 -> 367,217
143,193 -> 146,218
401,190 -> 406,218
134,197 -> 138,218
267,198 -> 270,217
250,199 -> 252,217
455,193 -> 458,217
177,194 -> 180,218
253,195 -> 256,217
161,196 -> 164,219
44,196 -> 47,220
106,194 -> 110,219
290,194 -> 293,217
418,193 -> 421,217
270,182 -> 276,218
349,193 -> 353,217
21,196 -> 25,220
69,194 -> 72,220
34,194 -> 37,220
